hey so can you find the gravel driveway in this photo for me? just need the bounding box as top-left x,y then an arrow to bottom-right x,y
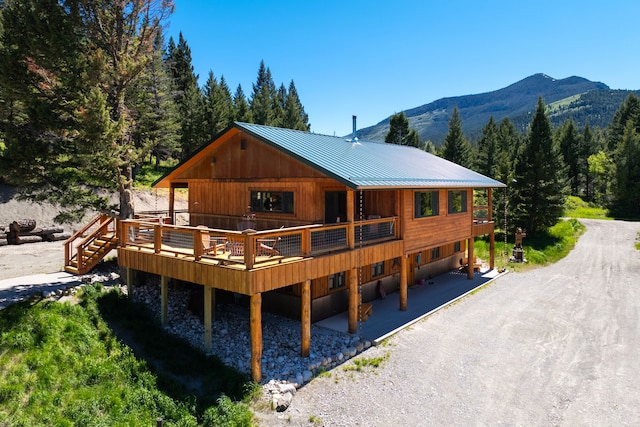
254,219 -> 640,426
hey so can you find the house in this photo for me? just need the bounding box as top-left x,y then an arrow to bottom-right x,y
64,121 -> 505,382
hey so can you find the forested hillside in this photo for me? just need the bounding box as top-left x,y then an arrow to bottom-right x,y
357,74 -> 637,143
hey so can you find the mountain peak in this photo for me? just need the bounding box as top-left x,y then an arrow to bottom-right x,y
357,74 -> 619,144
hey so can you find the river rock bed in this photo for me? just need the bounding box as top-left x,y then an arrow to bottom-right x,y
131,276 -> 372,386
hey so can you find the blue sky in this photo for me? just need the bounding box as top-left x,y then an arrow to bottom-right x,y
167,0 -> 640,137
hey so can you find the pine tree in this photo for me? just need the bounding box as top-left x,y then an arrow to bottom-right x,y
202,71 -> 233,139
130,33 -> 180,170
476,116 -> 499,178
166,33 -> 205,159
282,80 -> 310,131
442,107 -> 473,168
385,112 -> 422,147
233,84 -> 252,123
250,60 -> 276,126
511,97 -> 567,234
0,0 -> 174,221
557,119 -> 582,196
610,120 -> 640,217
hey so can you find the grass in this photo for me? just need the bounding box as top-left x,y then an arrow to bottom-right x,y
563,195 -> 612,220
475,218 -> 586,272
636,232 -> 640,251
0,284 -> 257,426
134,160 -> 179,189
343,352 -> 389,373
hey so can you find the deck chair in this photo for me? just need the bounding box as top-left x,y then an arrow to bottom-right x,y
198,225 -> 226,255
257,237 -> 281,256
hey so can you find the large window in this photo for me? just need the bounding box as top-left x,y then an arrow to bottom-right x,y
448,190 -> 467,214
250,191 -> 294,214
414,191 -> 439,218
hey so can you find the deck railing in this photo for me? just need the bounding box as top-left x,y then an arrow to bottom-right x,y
119,216 -> 398,269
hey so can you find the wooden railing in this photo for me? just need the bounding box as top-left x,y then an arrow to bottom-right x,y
64,214 -> 118,274
119,216 -> 399,269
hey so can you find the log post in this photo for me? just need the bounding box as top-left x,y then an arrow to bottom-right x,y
301,280 -> 311,357
348,268 -> 358,333
467,237 -> 474,280
489,231 -> 495,270
250,293 -> 262,382
160,276 -> 169,326
126,267 -> 134,297
399,255 -> 407,311
204,286 -> 213,351
346,190 -> 355,249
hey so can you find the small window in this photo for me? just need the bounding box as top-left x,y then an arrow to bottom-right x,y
414,191 -> 439,218
250,191 -> 294,214
448,190 -> 467,214
454,241 -> 461,252
431,247 -> 440,259
329,272 -> 346,290
372,261 -> 385,277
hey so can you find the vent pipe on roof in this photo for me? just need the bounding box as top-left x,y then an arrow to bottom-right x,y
351,115 -> 358,143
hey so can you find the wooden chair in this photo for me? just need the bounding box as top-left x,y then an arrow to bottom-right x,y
198,225 -> 226,255
257,237 -> 281,257
359,302 -> 373,321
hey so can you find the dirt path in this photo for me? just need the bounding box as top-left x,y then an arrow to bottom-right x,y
254,219 -> 640,426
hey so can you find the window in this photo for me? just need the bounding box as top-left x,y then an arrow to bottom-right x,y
250,191 -> 294,214
329,272 -> 345,290
372,261 -> 385,277
414,191 -> 439,218
448,190 -> 467,214
454,241 -> 461,252
431,247 -> 440,259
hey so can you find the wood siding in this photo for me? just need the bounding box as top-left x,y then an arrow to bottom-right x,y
402,189 -> 473,254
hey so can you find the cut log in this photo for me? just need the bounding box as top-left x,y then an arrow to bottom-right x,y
10,219 -> 37,233
0,232 -> 6,240
29,226 -> 64,236
0,239 -> 7,247
9,235 -> 43,245
43,232 -> 71,242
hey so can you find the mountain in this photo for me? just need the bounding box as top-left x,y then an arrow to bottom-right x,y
356,74 -> 638,144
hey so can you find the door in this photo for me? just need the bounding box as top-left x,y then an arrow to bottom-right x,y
324,191 -> 346,224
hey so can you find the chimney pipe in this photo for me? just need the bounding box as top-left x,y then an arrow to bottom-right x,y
352,115 -> 358,142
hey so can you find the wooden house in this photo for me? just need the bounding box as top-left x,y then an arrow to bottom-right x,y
64,121 -> 505,381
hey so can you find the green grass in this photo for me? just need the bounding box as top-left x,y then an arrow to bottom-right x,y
636,232 -> 640,251
134,160 -> 179,189
0,285 -> 256,426
563,195 -> 612,220
343,352 -> 389,373
475,218 -> 586,271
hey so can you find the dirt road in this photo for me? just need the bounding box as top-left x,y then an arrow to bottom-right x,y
255,219 -> 640,426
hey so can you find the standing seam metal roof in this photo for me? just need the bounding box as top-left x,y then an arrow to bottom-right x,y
235,122 -> 506,189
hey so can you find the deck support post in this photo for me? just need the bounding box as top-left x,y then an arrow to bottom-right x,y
204,286 -> 214,351
160,276 -> 169,326
489,232 -> 495,270
126,267 -> 134,297
301,280 -> 311,357
399,255 -> 407,311
348,268 -> 358,333
250,293 -> 263,383
467,237 -> 475,280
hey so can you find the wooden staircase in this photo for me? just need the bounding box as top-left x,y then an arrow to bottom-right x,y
64,214 -> 119,275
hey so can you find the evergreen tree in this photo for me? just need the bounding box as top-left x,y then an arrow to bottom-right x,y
202,71 -> 233,139
166,33 -> 204,159
610,120 -> 640,217
385,112 -> 421,147
282,80 -> 310,131
556,119 -> 582,196
442,107 -> 473,168
607,93 -> 640,151
233,84 -> 253,123
250,60 -> 276,126
0,0 -> 174,221
130,33 -> 180,170
511,97 -> 567,234
494,118 -> 520,231
581,123 -> 602,201
476,116 -> 499,178
273,83 -> 287,127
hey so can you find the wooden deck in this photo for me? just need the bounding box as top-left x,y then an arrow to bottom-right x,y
117,217 -> 402,295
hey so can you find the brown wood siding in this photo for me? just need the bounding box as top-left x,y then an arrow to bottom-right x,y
178,133 -> 327,181
402,189 -> 473,254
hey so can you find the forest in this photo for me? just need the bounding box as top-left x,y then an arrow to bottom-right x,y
1,0 -> 639,234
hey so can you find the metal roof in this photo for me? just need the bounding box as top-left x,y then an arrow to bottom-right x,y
235,122 -> 506,189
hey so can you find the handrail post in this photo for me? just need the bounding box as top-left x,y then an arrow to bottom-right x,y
194,228 -> 203,261
154,224 -> 162,254
302,228 -> 311,256
243,230 -> 255,269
